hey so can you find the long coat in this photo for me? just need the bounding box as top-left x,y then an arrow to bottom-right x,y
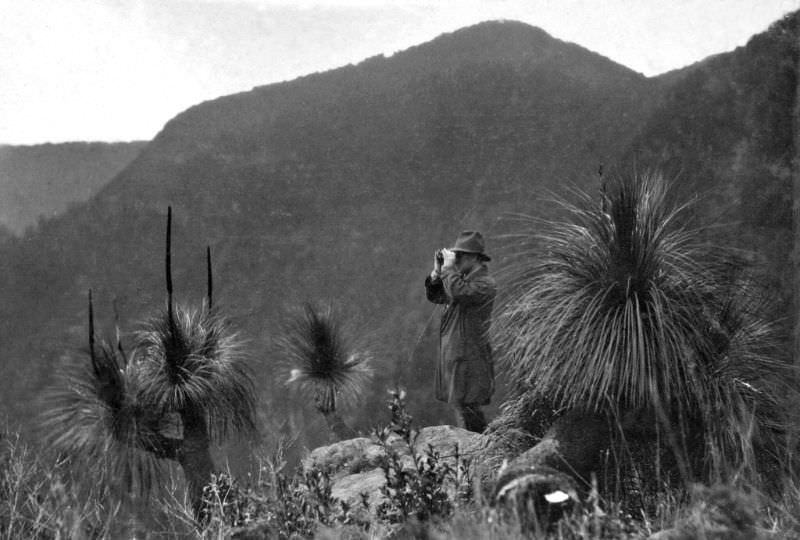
425,263 -> 496,405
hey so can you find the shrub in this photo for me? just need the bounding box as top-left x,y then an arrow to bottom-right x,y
375,389 -> 472,527
492,171 -> 796,486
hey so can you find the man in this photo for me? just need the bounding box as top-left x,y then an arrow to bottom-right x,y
425,230 -> 496,432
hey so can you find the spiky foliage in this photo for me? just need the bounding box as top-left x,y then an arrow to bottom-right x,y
136,304 -> 256,443
40,210 -> 256,518
41,341 -> 166,497
484,394 -> 557,457
492,171 -> 796,479
277,304 -> 372,414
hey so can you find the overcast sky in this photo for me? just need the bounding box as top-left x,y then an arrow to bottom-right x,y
1,0 -> 797,145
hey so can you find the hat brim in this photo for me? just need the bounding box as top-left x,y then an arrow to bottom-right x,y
451,249 -> 491,262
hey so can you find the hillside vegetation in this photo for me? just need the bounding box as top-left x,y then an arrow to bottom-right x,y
0,141 -> 146,234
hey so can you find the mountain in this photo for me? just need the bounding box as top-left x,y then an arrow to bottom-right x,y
0,141 -> 147,234
625,10 -> 798,334
0,13 -> 796,458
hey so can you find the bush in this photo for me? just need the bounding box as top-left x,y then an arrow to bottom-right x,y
375,388 -> 472,527
186,388 -> 473,539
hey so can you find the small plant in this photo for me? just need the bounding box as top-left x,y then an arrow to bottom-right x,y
197,472 -> 252,529
174,439 -> 372,539
375,388 -> 472,527
270,467 -> 343,538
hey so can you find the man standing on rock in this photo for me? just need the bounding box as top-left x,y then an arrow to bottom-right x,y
425,231 -> 496,433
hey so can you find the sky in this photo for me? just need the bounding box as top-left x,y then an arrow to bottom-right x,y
1,0 -> 797,145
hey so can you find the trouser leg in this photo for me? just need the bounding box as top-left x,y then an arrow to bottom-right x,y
454,406 -> 466,429
455,404 -> 486,433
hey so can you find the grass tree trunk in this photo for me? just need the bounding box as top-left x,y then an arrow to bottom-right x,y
322,410 -> 357,440
492,407 -> 692,528
794,49 -> 800,367
491,410 -> 612,529
791,49 -> 800,470
495,409 -> 611,494
178,409 -> 215,520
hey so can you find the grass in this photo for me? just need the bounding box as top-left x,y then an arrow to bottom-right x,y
6,399 -> 800,539
0,427 -> 124,539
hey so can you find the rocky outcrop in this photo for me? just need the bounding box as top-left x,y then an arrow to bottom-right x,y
303,425 -> 488,507
231,425 -> 491,539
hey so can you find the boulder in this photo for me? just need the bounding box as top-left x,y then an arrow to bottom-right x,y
303,437 -> 381,475
303,425 -> 489,508
330,468 -> 386,508
412,425 -> 487,461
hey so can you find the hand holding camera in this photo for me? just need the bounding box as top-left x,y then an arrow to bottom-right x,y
440,248 -> 456,269
432,248 -> 456,279
433,249 -> 444,277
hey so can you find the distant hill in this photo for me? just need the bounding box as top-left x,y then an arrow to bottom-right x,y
626,10 -> 798,334
0,13 -> 796,458
0,141 -> 146,234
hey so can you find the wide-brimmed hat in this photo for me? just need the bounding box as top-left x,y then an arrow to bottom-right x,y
450,230 -> 491,261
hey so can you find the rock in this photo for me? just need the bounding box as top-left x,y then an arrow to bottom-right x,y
231,427 -> 495,539
411,425 -> 487,462
301,425 -> 488,508
330,468 -> 386,508
305,426 -> 487,475
304,437 -> 381,475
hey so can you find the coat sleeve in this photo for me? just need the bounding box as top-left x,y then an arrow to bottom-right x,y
441,269 -> 496,306
425,275 -> 448,304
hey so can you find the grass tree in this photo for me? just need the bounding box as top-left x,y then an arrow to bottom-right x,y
489,171 -> 796,508
277,303 -> 372,441
42,207 -> 256,520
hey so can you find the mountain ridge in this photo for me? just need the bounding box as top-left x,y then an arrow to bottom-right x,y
123,20 -> 650,172
0,141 -> 146,234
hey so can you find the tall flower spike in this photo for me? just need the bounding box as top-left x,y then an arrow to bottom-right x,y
207,245 -> 213,310
89,289 -> 97,372
136,207 -> 256,442
165,206 -> 175,337
113,295 -> 125,361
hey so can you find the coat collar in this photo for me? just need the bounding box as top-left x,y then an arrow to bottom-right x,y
462,262 -> 489,280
